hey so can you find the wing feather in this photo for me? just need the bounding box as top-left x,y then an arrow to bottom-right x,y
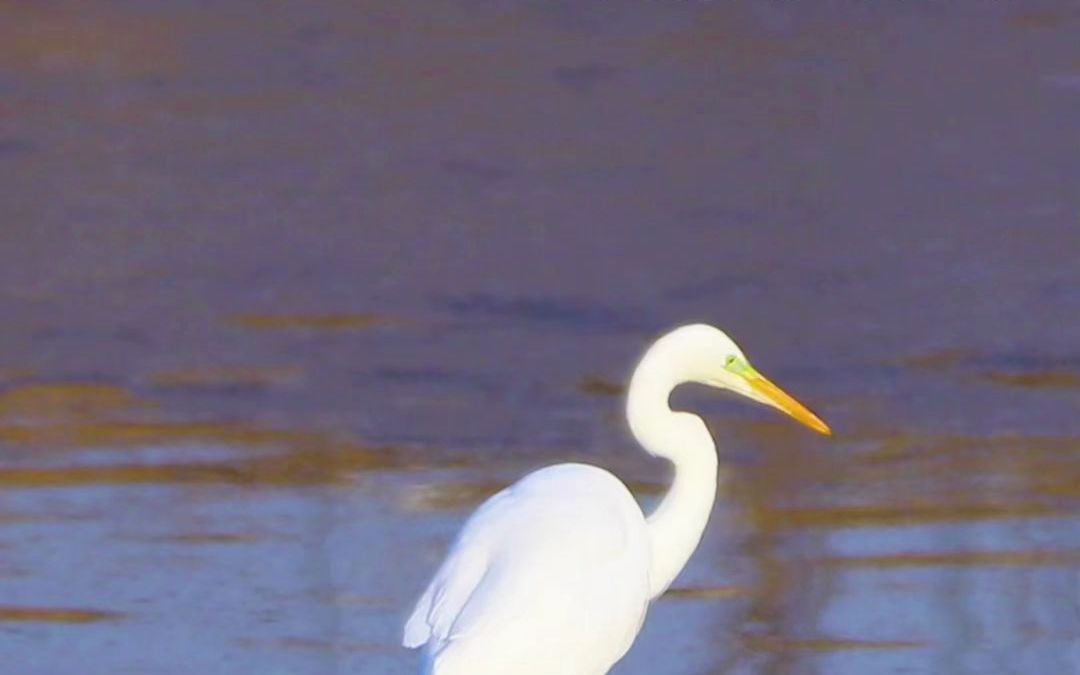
402,464 -> 650,675
403,544 -> 489,647
402,489 -> 512,648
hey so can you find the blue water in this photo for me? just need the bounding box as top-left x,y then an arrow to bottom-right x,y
1,2 -> 1078,674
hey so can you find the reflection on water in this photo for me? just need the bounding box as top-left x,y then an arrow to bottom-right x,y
1,373 -> 1076,674
0,383 -> 145,421
150,365 -> 305,392
982,372 -> 1080,389
228,314 -> 392,332
906,350 -> 1080,391
578,375 -> 626,397
2,1 -> 1079,674
664,586 -> 751,602
0,606 -> 124,624
741,636 -> 923,653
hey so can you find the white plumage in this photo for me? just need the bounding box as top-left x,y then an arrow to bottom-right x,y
404,324 -> 830,675
405,464 -> 650,675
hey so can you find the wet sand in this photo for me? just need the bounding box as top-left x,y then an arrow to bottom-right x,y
1,2 -> 1079,674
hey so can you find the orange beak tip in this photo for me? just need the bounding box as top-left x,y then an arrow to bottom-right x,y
747,375 -> 832,438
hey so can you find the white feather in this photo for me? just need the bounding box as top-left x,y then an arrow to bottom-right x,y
404,464 -> 650,675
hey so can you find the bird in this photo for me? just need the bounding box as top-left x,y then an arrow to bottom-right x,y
402,324 -> 831,675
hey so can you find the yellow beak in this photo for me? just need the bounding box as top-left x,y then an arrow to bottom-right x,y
747,373 -> 832,436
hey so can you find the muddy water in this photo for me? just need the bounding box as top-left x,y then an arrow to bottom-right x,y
1,2 -> 1079,674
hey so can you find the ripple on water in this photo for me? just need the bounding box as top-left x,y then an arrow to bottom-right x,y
663,586 -> 751,601
227,313 -> 392,331
0,606 -> 124,624
0,383 -> 147,423
742,636 -> 924,653
0,3 -> 180,77
149,366 -> 305,392
577,375 -> 625,397
903,349 -> 1080,390
814,550 -> 1080,569
0,423 -> 400,488
0,380 -> 405,487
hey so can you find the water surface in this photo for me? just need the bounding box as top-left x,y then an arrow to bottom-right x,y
1,2 -> 1078,674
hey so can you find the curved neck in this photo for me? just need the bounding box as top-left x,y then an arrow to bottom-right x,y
627,343 -> 719,598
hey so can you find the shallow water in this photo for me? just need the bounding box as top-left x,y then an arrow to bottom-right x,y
1,2 -> 1079,674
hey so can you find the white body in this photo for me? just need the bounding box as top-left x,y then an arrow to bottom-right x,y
404,464 -> 652,675
402,324 -> 829,675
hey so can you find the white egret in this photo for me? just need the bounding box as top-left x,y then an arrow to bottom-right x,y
403,324 -> 830,675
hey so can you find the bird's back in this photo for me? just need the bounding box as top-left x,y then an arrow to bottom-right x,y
404,463 -> 651,675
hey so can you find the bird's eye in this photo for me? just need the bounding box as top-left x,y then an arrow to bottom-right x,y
725,355 -> 737,367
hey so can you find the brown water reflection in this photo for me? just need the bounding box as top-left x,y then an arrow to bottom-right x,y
715,421 -> 1080,675
0,3 -> 180,77
578,375 -> 626,397
228,314 -> 392,332
817,551 -> 1080,569
742,636 -> 923,653
982,372 -> 1080,389
0,421 -> 398,487
906,349 -> 1080,391
0,606 -> 124,624
2,1 -> 1079,674
0,383 -> 146,421
664,586 -> 751,602
151,366 -> 305,391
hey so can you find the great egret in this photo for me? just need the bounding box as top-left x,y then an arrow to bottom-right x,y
403,324 -> 830,675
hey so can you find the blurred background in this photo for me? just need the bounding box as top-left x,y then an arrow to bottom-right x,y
1,2 -> 1079,674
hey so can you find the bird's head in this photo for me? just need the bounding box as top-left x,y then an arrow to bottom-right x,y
651,324 -> 831,436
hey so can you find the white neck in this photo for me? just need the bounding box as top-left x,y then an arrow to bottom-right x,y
626,338 -> 720,598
